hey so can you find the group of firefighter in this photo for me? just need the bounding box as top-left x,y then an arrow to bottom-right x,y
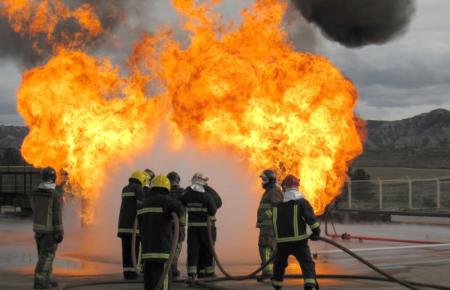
29,166 -> 321,290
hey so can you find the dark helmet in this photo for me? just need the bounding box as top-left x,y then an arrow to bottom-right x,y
167,171 -> 181,186
41,167 -> 56,183
144,169 -> 155,180
281,174 -> 300,191
260,169 -> 277,186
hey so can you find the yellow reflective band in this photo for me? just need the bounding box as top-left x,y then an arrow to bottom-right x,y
187,207 -> 208,212
118,228 -> 140,234
34,224 -> 52,231
259,203 -> 272,209
205,266 -> 215,274
142,253 -> 170,259
276,234 -> 309,243
293,205 -> 299,237
304,278 -> 316,285
264,209 -> 273,218
137,207 -> 164,215
122,192 -> 135,197
210,216 -> 217,222
187,203 -> 203,207
164,272 -> 169,290
188,266 -> 197,274
273,207 -> 278,238
180,216 -> 186,226
123,267 -> 136,272
258,220 -> 273,226
272,280 -> 283,286
310,222 -> 320,230
188,222 -> 208,227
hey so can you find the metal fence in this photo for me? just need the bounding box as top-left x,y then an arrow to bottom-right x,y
0,166 -> 41,210
338,177 -> 450,211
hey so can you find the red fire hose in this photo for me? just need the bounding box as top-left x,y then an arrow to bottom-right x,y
324,212 -> 443,244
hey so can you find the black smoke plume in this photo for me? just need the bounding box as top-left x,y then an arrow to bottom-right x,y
0,1 -> 124,67
292,0 -> 416,47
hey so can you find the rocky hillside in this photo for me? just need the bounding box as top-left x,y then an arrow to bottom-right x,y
353,109 -> 450,168
1,109 -> 450,168
365,109 -> 450,150
0,125 -> 28,148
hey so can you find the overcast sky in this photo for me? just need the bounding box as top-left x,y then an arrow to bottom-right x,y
0,0 -> 449,125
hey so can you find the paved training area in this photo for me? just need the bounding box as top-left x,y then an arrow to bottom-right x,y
1,215 -> 450,290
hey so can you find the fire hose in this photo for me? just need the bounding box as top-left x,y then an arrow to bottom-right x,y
324,211 -> 443,244
61,216 -> 450,290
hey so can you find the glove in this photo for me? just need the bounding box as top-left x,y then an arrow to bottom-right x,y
310,228 -> 321,241
54,234 -> 64,244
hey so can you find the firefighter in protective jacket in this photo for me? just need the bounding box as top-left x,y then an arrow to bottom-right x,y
30,167 -> 64,290
117,171 -> 146,280
270,175 -> 321,290
138,174 -> 184,290
181,172 -> 217,280
257,169 -> 283,277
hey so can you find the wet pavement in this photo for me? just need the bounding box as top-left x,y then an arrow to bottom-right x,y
1,214 -> 450,290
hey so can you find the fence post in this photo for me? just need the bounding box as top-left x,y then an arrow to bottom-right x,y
436,179 -> 441,209
407,176 -> 412,209
347,178 -> 352,209
378,178 -> 383,210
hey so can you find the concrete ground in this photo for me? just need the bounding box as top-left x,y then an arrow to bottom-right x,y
1,214 -> 450,290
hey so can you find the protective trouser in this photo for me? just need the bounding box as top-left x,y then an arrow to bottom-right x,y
198,223 -> 216,276
272,241 -> 318,290
259,227 -> 275,275
120,236 -> 140,279
187,227 -> 211,276
143,262 -> 171,290
34,233 -> 58,287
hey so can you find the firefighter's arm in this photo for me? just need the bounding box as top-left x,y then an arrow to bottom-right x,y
135,186 -> 144,208
206,194 -> 218,216
207,186 -> 222,209
52,190 -> 64,242
301,199 -> 320,240
167,198 -> 184,220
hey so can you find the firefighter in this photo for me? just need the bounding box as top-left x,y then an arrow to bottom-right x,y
270,175 -> 321,290
117,170 -> 146,280
138,175 -> 184,290
166,171 -> 185,278
181,172 -> 217,281
199,183 -> 222,278
30,167 -> 64,290
257,169 -> 283,278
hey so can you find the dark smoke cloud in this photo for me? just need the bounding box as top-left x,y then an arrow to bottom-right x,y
292,0 -> 416,47
0,1 -> 125,67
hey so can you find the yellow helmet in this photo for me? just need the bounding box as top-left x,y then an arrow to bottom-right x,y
130,170 -> 148,186
150,174 -> 171,192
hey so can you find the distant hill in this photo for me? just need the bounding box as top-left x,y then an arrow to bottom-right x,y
353,109 -> 450,168
1,109 -> 450,168
0,125 -> 28,148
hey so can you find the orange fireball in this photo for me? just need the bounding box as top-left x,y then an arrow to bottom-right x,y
17,49 -> 162,223
137,0 -> 364,214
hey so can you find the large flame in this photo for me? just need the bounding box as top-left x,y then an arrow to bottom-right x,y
7,0 -> 364,222
135,0 -> 364,214
17,49 -> 162,223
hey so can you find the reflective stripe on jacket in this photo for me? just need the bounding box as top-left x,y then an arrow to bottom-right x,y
181,187 -> 217,228
30,186 -> 64,234
256,186 -> 283,228
271,198 -> 319,243
137,190 -> 184,261
118,180 -> 144,237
